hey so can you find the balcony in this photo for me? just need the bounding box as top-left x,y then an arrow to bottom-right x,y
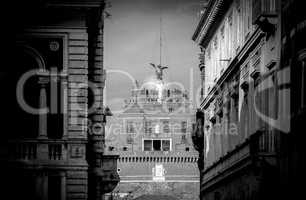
8,142 -> 37,160
48,144 -> 63,160
3,139 -> 68,165
202,129 -> 278,190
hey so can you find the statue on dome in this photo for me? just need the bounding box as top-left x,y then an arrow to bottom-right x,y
149,63 -> 168,81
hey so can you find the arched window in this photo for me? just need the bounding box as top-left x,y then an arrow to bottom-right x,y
10,37 -> 65,140
6,45 -> 44,138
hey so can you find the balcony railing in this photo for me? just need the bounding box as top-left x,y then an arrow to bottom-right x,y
8,142 -> 37,160
5,139 -> 68,162
202,129 -> 278,187
48,144 -> 63,160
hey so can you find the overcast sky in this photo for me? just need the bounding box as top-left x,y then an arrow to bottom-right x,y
104,0 -> 205,112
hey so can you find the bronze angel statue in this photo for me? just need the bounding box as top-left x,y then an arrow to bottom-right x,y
149,63 -> 168,81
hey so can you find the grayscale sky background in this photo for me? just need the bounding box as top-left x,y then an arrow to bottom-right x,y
104,0 -> 205,112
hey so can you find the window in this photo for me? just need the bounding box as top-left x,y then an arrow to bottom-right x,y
181,121 -> 187,133
144,140 -> 152,151
162,140 -> 170,151
294,50 -> 306,112
143,139 -> 171,152
48,176 -> 61,200
126,134 -> 134,144
145,121 -> 152,134
153,140 -> 161,151
14,46 -> 40,138
12,37 -> 66,139
163,120 -> 170,133
40,37 -> 65,139
126,121 -> 135,133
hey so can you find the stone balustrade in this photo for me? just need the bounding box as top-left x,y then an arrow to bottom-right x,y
201,129 -> 278,189
5,139 -> 68,162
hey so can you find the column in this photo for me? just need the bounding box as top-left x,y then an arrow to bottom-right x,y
60,172 -> 66,200
61,75 -> 68,139
38,77 -> 48,139
42,173 -> 48,200
35,174 -> 43,200
87,8 -> 105,200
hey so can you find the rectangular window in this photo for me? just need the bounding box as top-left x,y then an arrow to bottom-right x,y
163,120 -> 170,133
126,121 -> 135,133
144,140 -> 152,151
127,134 -> 134,144
145,121 -> 152,134
181,121 -> 187,133
153,140 -> 161,151
143,139 -> 171,152
162,140 -> 170,151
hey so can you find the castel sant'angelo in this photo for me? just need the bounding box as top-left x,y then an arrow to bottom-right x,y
104,65 -> 200,200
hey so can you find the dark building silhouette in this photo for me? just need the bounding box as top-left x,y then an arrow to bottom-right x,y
192,0 -> 306,199
0,1 -> 119,200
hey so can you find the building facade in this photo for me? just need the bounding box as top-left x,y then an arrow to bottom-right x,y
104,75 -> 200,200
192,0 -> 305,199
0,1 -> 119,200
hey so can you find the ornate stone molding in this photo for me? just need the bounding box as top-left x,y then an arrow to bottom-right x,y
192,0 -> 231,46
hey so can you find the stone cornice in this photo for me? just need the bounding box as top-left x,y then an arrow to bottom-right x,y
192,0 -> 232,46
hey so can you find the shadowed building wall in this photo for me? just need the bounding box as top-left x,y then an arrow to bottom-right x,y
191,0 -> 305,199
0,1 -> 119,200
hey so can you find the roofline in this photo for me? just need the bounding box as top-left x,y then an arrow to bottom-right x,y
192,0 -> 232,47
46,0 -> 105,8
192,0 -> 214,42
